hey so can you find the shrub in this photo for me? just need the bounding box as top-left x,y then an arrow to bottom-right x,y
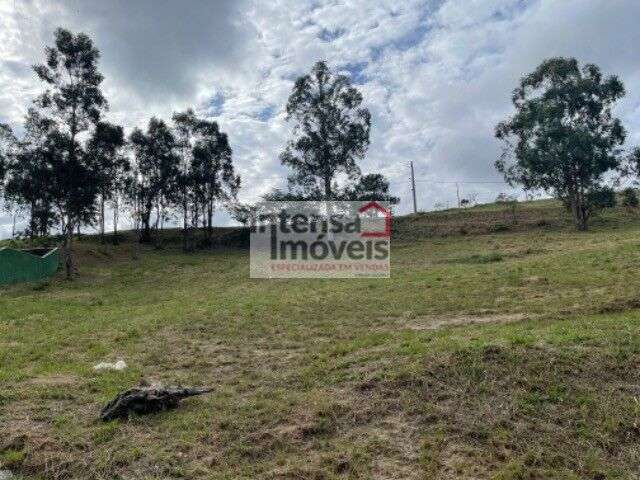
621,187 -> 639,208
442,252 -> 504,264
489,223 -> 511,233
588,187 -> 617,210
1,448 -> 26,468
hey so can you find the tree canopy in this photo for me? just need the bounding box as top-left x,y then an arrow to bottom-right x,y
280,61 -> 371,200
0,124 -> 15,194
87,121 -> 128,243
26,28 -> 108,277
4,111 -> 57,236
343,173 -> 399,203
129,118 -> 180,243
191,119 -> 240,245
495,57 -> 626,230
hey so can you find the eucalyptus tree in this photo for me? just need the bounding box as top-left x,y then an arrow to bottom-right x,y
28,27 -> 108,277
343,173 -> 399,203
129,118 -> 180,244
121,163 -> 143,259
0,124 -> 20,237
172,109 -> 199,251
191,119 -> 240,246
0,123 -> 13,190
108,147 -> 132,245
496,57 -> 626,231
623,147 -> 640,180
280,61 -> 371,200
4,112 -> 52,237
87,121 -> 127,244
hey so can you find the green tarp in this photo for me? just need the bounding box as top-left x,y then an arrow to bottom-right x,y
0,247 -> 59,285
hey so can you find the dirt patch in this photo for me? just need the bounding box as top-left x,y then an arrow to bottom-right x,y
368,413 -> 423,480
259,387 -> 425,480
598,297 -> 640,314
383,313 -> 529,331
26,374 -> 78,387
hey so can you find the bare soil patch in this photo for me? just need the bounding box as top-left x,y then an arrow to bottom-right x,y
26,374 -> 78,387
382,312 -> 529,331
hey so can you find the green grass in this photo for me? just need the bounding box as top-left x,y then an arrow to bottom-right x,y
2,201 -> 640,478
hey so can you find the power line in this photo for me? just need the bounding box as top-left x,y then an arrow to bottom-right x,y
394,162 -> 525,214
389,179 -> 507,185
413,180 -> 507,185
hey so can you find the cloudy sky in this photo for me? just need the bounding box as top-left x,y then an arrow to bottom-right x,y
1,0 -> 639,237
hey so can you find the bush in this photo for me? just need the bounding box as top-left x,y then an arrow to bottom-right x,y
588,187 -> 617,210
621,187 -> 639,208
489,223 -> 511,233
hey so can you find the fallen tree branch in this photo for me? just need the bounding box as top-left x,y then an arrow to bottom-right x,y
100,384 -> 213,421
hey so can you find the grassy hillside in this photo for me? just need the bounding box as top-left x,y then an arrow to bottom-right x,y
2,200 -> 640,479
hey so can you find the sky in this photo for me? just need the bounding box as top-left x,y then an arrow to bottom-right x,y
1,0 -> 640,237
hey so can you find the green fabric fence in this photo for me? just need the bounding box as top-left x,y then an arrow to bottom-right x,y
0,247 -> 60,285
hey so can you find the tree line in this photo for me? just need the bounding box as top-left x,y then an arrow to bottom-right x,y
4,30 -> 636,280
0,29 -> 398,279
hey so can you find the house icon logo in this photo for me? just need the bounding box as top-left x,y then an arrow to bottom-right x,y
358,201 -> 392,238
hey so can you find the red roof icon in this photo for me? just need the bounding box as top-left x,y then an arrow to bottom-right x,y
358,201 -> 391,237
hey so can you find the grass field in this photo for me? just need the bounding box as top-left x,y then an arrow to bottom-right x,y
2,200 -> 640,479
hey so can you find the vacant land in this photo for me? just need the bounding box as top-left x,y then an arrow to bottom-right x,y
2,201 -> 640,479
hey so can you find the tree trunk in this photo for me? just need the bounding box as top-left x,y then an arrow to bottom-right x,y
206,201 -> 214,247
40,203 -> 50,237
570,193 -> 588,231
100,196 -> 106,244
141,201 -> 152,243
113,196 -> 119,245
194,204 -> 199,228
154,201 -> 162,249
182,199 -> 189,252
29,201 -> 36,240
324,171 -> 332,200
577,205 -> 588,231
133,226 -> 141,261
63,221 -> 75,280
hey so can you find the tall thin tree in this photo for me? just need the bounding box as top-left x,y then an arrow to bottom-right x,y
172,109 -> 198,252
0,124 -> 15,200
129,118 -> 179,244
87,121 -> 127,244
31,28 -> 108,277
191,119 -> 240,246
280,61 -> 371,200
4,110 -> 57,238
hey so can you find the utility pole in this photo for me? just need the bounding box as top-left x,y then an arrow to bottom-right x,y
456,182 -> 461,208
410,161 -> 418,214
